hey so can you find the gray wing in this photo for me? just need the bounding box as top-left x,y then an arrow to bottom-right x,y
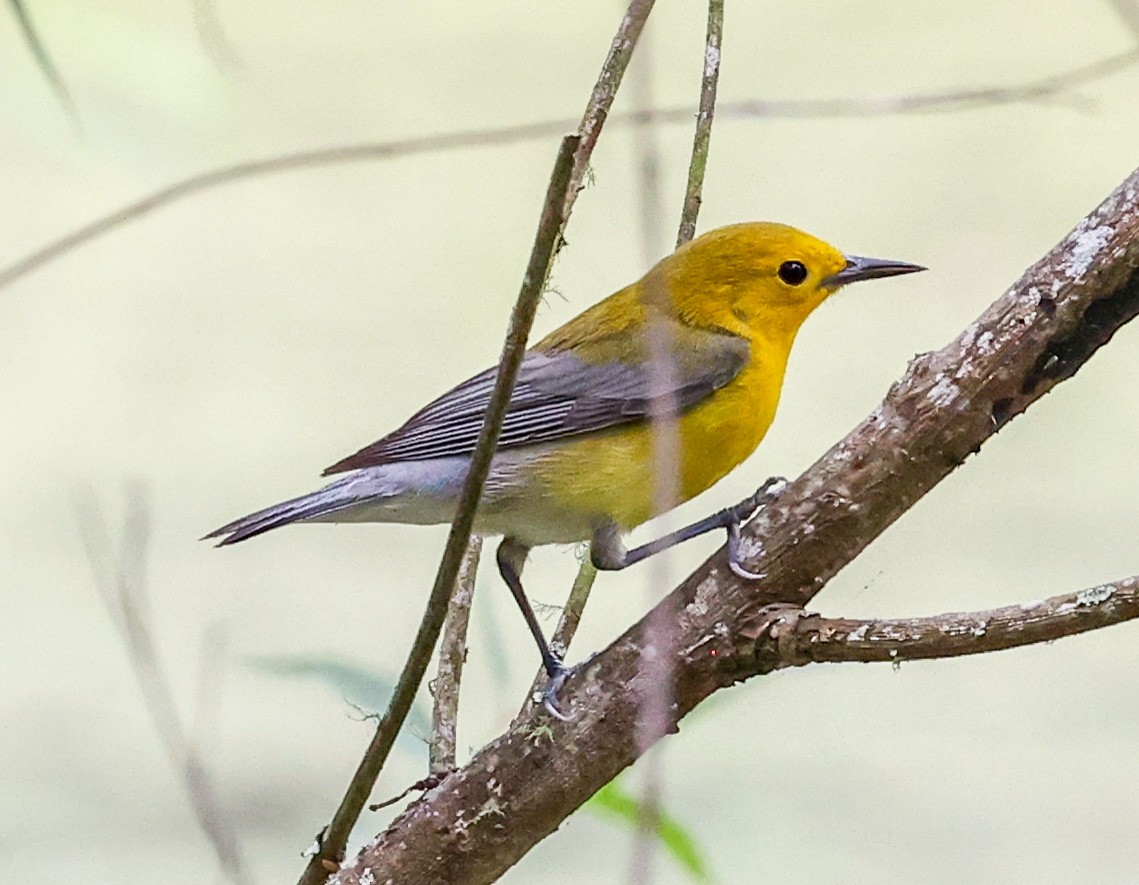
322,334 -> 748,474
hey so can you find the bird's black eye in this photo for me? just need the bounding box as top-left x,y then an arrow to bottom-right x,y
778,260 -> 808,286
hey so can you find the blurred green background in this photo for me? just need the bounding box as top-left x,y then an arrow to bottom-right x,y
3,1 -> 1139,882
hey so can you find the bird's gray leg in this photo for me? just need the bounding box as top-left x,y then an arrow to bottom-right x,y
590,476 -> 787,579
496,538 -> 562,677
495,537 -> 572,720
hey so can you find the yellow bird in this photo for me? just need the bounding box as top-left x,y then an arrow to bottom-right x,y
207,223 -> 922,713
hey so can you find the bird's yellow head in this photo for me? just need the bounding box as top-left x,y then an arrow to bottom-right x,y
646,222 -> 924,342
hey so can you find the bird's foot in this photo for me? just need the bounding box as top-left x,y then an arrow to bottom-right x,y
726,521 -> 765,580
723,476 -> 787,580
540,653 -> 598,721
541,665 -> 574,721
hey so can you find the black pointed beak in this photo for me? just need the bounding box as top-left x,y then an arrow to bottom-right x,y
824,255 -> 926,287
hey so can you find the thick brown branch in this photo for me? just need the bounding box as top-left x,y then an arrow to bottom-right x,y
332,167 -> 1139,885
739,577 -> 1139,674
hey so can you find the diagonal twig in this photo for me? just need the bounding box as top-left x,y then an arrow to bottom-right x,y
298,7 -> 659,880
515,3 -> 676,728
296,132 -> 581,884
516,557 -> 598,724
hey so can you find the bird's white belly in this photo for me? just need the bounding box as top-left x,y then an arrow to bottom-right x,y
304,447 -> 598,547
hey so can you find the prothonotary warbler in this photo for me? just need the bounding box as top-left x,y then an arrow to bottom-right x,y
207,222 -> 923,714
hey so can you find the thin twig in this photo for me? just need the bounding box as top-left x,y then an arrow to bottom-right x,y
8,0 -> 75,115
296,134 -> 580,884
76,488 -> 250,884
3,48 -> 1134,296
563,0 -> 658,221
552,559 -> 600,665
676,0 -> 723,248
367,774 -> 444,813
745,576 -> 1139,672
429,536 -> 482,776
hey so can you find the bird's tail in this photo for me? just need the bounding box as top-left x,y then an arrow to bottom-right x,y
203,475 -> 369,546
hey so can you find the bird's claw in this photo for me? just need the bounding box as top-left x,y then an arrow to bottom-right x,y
726,475 -> 788,525
540,652 -> 599,721
726,518 -> 766,581
721,477 -> 785,580
542,666 -> 574,721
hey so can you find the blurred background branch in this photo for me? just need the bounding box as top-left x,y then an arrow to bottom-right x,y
1,48 -> 1135,296
7,0 -> 74,115
76,487 -> 250,885
188,0 -> 240,71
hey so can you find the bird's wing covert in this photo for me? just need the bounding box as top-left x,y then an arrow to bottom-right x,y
322,333 -> 748,474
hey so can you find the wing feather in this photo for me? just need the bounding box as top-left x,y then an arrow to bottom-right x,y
323,332 -> 748,474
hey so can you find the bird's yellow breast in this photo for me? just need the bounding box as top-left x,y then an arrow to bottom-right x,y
532,334 -> 788,531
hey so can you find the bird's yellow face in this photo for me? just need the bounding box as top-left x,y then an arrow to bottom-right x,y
653,222 -> 923,342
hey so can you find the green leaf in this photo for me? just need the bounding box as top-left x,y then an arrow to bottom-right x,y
245,654 -> 432,744
584,777 -> 713,883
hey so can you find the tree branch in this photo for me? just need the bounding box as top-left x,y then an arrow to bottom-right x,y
564,0 -> 657,222
330,165 -> 1139,885
741,576 -> 1139,674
